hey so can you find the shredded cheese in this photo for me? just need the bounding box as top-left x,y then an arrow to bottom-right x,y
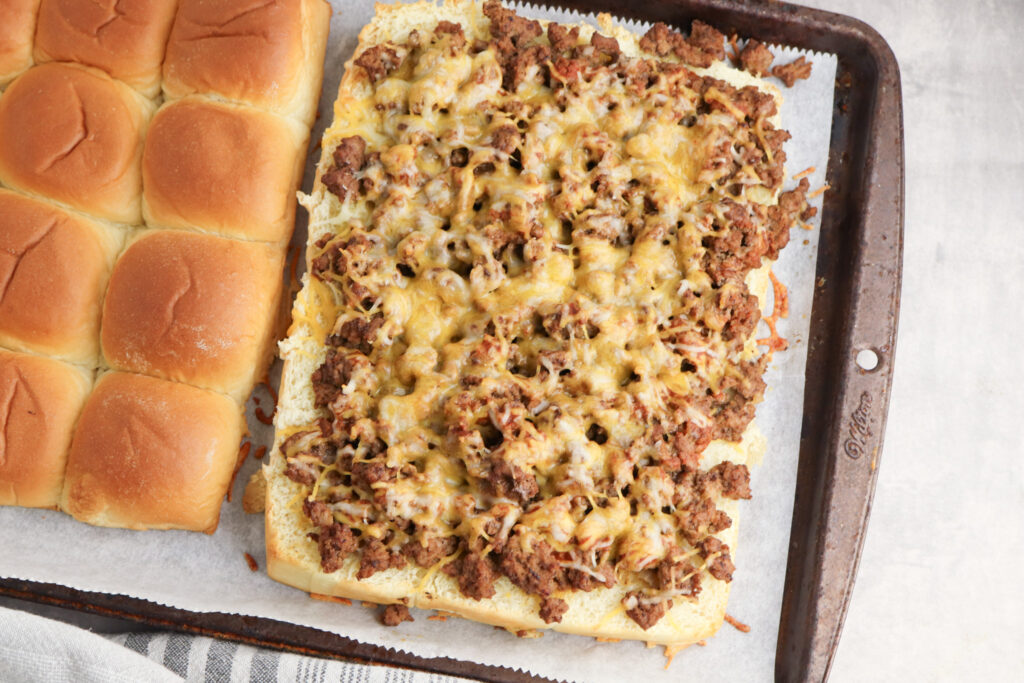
276,3 -> 806,633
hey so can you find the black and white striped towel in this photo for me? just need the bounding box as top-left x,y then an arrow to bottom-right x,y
0,606 -> 470,683
108,630 -> 470,683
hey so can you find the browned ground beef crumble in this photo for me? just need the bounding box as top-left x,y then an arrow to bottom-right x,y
286,2 -> 811,631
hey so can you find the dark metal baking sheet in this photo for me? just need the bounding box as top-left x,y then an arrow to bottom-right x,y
0,2 -> 902,681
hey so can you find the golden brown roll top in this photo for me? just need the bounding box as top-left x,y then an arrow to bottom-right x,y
61,371 -> 244,533
162,0 -> 331,126
0,349 -> 92,509
100,229 -> 285,404
0,190 -> 123,365
0,0 -> 40,87
0,63 -> 153,224
32,0 -> 179,98
142,97 -> 308,244
0,0 -> 331,534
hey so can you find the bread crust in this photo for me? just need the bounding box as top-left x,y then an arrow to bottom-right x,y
162,0 -> 332,126
100,230 -> 285,404
33,0 -> 178,97
0,350 -> 92,509
0,0 -> 40,86
266,424 -> 761,644
142,97 -> 309,245
0,62 -> 152,225
0,189 -> 123,365
61,371 -> 244,533
267,0 -> 783,646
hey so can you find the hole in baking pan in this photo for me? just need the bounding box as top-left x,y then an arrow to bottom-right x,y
855,348 -> 880,372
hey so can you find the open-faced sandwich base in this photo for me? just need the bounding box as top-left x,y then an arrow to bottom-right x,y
267,0 -> 785,647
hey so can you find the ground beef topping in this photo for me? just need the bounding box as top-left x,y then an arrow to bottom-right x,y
485,457 -> 540,505
539,597 -> 569,624
740,39 -> 774,76
316,523 -> 358,573
773,56 -> 813,87
381,604 -> 414,626
483,0 -> 542,46
354,45 -> 402,82
286,2 -> 814,632
699,537 -> 736,581
547,23 -> 579,52
434,20 -> 467,51
327,313 -> 384,355
402,534 -> 458,567
623,592 -> 671,631
456,552 -> 499,600
322,136 -> 369,201
638,21 -> 724,67
357,538 -> 406,579
499,539 -> 566,598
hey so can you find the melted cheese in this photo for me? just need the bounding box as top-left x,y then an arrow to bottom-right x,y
283,9 -> 792,608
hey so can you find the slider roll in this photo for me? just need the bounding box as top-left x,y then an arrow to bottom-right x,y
0,189 -> 123,366
162,0 -> 332,126
61,371 -> 245,533
33,0 -> 179,98
0,63 -> 152,225
0,0 -> 40,87
0,350 -> 92,509
142,97 -> 308,245
101,230 -> 285,404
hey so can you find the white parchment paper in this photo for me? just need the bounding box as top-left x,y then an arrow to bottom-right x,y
0,4 -> 836,681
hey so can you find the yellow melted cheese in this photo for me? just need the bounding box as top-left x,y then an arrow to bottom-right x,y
285,10 -> 792,601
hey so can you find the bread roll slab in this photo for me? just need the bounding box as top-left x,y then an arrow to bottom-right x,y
266,423 -> 762,644
0,349 -> 92,509
33,0 -> 178,98
142,97 -> 310,245
100,229 -> 285,404
61,371 -> 244,533
162,0 -> 331,127
266,0 -> 787,648
0,189 -> 124,366
0,62 -> 153,225
0,0 -> 40,87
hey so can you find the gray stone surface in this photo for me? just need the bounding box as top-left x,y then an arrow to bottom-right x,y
802,1 -> 1024,679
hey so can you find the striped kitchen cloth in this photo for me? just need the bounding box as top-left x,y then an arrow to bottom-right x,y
106,630 -> 472,683
0,604 -> 470,683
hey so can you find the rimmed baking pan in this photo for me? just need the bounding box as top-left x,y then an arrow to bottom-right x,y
0,1 -> 902,681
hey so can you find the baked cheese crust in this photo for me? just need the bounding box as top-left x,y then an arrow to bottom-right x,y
267,0 -> 810,645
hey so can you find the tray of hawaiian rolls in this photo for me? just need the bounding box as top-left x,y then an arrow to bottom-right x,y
0,1 -> 902,682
